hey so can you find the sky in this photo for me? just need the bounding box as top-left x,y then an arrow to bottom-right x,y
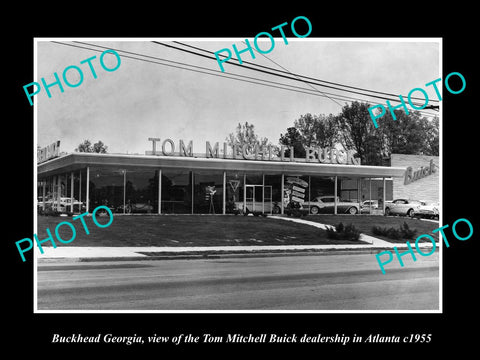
36,38 -> 440,155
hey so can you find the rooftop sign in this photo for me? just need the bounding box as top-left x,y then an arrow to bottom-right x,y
145,138 -> 361,165
37,140 -> 61,164
404,159 -> 437,185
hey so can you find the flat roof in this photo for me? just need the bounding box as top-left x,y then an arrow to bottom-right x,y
37,153 -> 406,178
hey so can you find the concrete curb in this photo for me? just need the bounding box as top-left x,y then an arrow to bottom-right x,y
36,245 -> 440,264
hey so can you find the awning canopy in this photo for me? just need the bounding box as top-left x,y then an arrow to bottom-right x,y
38,153 -> 406,178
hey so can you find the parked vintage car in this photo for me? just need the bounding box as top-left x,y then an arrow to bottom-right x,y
415,200 -> 439,219
303,196 -> 360,215
116,202 -> 154,214
360,200 -> 379,214
384,199 -> 421,217
38,197 -> 85,213
234,201 -> 281,215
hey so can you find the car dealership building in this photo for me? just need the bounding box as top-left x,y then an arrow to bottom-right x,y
37,139 -> 438,216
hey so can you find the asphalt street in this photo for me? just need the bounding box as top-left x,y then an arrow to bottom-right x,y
36,252 -> 439,311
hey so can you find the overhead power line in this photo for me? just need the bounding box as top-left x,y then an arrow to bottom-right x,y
52,41 -> 366,103
241,40 -> 343,107
51,41 -> 438,118
167,41 -> 439,105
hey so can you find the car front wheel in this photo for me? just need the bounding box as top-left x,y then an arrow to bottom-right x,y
348,207 -> 358,215
407,209 -> 415,217
310,206 -> 319,215
385,207 -> 391,216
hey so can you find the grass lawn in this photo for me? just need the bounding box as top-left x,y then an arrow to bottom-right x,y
304,215 -> 440,243
37,214 -> 368,247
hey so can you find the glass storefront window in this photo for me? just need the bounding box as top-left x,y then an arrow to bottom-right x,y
226,172 -> 243,214
125,169 -> 159,214
358,177 -> 389,215
246,173 -> 262,185
89,167 -> 125,213
38,164 -> 393,217
193,171 -> 224,214
304,176 -> 335,215
79,168 -> 87,211
264,174 -> 282,214
161,170 -> 192,214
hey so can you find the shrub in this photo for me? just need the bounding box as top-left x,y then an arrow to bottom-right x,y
371,222 -> 417,240
336,222 -> 344,233
327,222 -> 361,241
42,208 -> 61,216
400,222 -> 417,239
387,227 -> 401,239
372,226 -> 387,236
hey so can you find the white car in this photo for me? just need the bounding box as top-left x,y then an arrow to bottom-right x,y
303,196 -> 359,215
40,197 -> 84,213
360,200 -> 379,214
415,201 -> 439,219
234,201 -> 281,215
384,199 -> 421,217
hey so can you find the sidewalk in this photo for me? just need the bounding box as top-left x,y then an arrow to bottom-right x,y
36,242 -> 438,262
269,216 -> 396,247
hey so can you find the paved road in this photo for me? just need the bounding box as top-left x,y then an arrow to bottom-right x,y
37,252 -> 439,311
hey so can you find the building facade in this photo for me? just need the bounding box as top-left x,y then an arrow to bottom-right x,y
37,149 -> 406,216
391,153 -> 439,203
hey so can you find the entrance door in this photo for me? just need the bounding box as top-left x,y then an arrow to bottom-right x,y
245,185 -> 259,213
244,185 -> 272,214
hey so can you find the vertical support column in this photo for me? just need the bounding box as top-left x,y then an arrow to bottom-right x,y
243,173 -> 246,212
308,176 -> 311,204
52,176 -> 55,211
57,175 -> 62,212
369,178 -> 372,215
357,178 -> 361,212
383,177 -> 386,215
79,171 -> 82,208
222,171 -> 226,215
158,169 -> 162,214
191,172 -> 194,214
86,167 -> 90,213
334,176 -> 338,215
70,171 -> 74,213
281,173 -> 284,215
262,174 -> 265,214
52,176 -> 56,211
123,169 -> 126,214
42,180 -> 46,210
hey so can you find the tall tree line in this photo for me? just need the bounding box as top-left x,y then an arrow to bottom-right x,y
279,101 -> 439,165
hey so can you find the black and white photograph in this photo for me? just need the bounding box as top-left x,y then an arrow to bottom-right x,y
7,8 -> 477,355
34,38 -> 441,312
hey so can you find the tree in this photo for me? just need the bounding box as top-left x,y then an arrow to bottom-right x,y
380,110 -> 427,155
92,140 -> 108,154
378,110 -> 439,158
276,101 -> 438,165
226,121 -> 272,154
75,139 -> 92,153
295,113 -> 338,148
279,113 -> 338,158
420,116 -> 439,156
279,126 -> 306,158
334,101 -> 383,165
75,139 -> 108,153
